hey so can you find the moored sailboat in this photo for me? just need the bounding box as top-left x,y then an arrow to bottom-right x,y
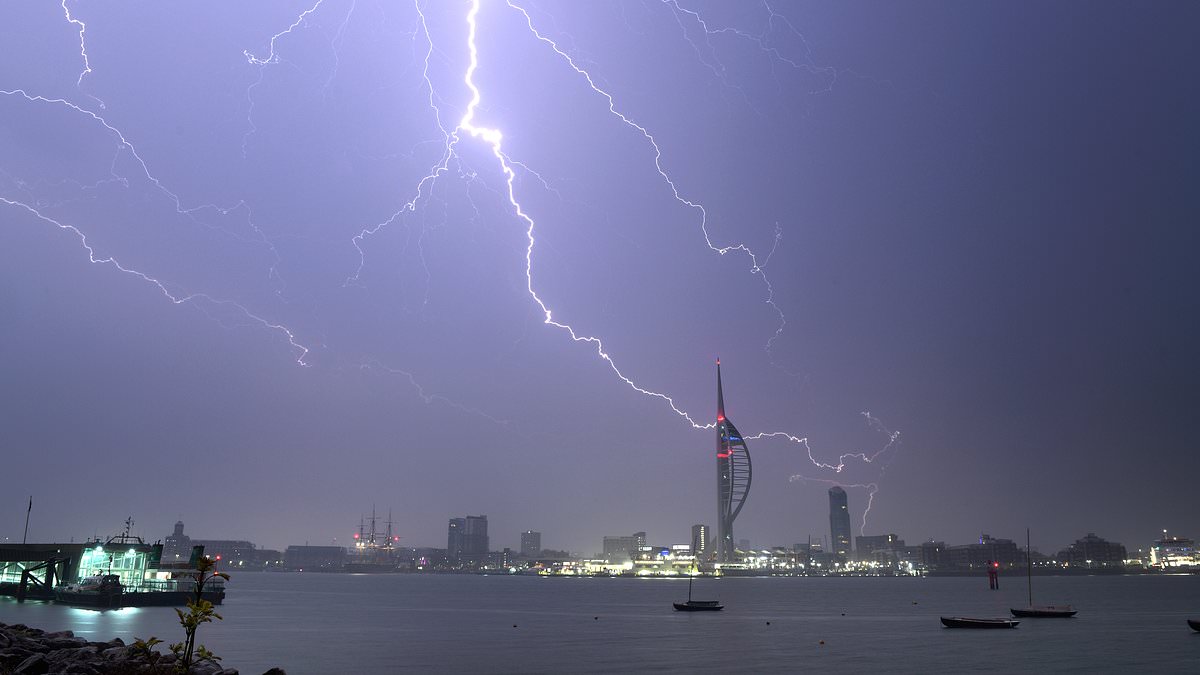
1011,528 -> 1076,618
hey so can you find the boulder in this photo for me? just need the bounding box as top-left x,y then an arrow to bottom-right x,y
261,669 -> 287,675
57,663 -> 100,675
14,653 -> 50,675
45,646 -> 98,665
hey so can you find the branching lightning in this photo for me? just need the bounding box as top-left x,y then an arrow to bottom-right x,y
8,1 -> 907,529
0,196 -> 310,365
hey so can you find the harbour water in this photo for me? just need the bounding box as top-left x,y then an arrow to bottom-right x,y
2,573 -> 1198,673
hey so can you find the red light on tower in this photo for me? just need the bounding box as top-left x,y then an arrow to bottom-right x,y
215,555 -> 221,561
354,533 -> 359,539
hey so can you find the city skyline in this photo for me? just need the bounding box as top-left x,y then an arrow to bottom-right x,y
2,2 -> 1196,555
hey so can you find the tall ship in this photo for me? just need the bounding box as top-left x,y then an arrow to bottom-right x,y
343,507 -> 401,573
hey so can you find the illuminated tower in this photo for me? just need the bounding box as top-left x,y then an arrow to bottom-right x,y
715,360 -> 752,563
828,486 -> 852,561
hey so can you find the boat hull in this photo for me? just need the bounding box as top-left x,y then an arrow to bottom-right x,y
940,616 -> 1019,629
674,601 -> 723,612
1011,607 -> 1076,618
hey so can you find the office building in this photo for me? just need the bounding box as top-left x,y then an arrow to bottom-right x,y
828,487 -> 852,560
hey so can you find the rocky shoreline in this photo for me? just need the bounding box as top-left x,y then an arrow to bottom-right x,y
0,623 -> 284,675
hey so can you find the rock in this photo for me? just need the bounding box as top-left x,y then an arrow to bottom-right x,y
45,637 -> 87,651
14,653 -> 50,675
100,646 -> 132,661
46,646 -> 98,665
56,663 -> 100,675
219,669 -> 240,675
43,631 -> 75,640
261,669 -> 287,675
2,647 -> 37,667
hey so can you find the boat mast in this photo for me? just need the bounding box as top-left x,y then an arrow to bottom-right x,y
1026,527 -> 1033,608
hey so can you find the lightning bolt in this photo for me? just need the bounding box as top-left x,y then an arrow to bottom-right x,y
242,0 -> 329,157
342,1 -> 904,511
779,413 -> 902,534
0,196 -> 310,365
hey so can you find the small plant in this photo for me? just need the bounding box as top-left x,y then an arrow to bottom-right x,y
168,555 -> 229,673
131,636 -> 163,662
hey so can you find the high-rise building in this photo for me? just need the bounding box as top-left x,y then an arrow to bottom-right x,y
164,521 -> 191,561
715,360 -> 752,563
602,532 -> 647,560
828,487 -> 852,560
1054,532 -> 1126,568
691,524 -> 709,557
447,515 -> 489,564
520,530 -> 541,558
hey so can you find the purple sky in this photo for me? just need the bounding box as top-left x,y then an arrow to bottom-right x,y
2,1 -> 1197,556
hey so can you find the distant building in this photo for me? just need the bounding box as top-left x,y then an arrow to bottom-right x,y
602,532 -> 646,561
163,521 -> 264,569
284,545 -> 346,571
828,487 -> 852,561
919,540 -> 946,569
192,539 -> 257,568
691,524 -> 709,557
856,534 -> 905,563
520,530 -> 541,558
447,515 -> 489,565
943,534 -> 1021,569
163,521 -> 191,561
1056,533 -> 1126,568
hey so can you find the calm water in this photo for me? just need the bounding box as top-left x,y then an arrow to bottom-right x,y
2,573 -> 1198,673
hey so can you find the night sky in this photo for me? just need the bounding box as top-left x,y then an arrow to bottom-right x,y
2,1 -> 1196,557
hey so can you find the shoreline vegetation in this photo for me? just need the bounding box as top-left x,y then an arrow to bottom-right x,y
0,622 -> 284,675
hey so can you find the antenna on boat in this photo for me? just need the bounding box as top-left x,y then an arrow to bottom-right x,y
1026,527 -> 1033,608
22,496 -> 31,544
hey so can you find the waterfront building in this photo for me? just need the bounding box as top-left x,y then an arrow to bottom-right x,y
828,487 -> 852,561
919,540 -> 946,569
1055,533 -> 1127,568
520,531 -> 541,558
447,515 -> 489,566
856,534 -> 905,562
283,545 -> 346,571
691,524 -> 709,557
602,532 -> 646,561
715,360 -> 752,563
163,521 -> 190,561
163,521 -> 264,569
943,534 -> 1021,569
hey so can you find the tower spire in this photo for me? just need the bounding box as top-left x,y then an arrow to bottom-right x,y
716,358 -> 725,421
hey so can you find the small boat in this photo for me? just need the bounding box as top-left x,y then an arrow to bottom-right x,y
1012,605 -> 1077,618
676,598 -> 720,610
54,574 -> 123,608
674,562 -> 722,611
1188,619 -> 1200,632
1011,528 -> 1075,619
941,616 -> 1019,629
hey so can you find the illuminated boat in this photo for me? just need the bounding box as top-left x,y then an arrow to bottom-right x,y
54,574 -> 123,608
940,617 -> 1019,629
